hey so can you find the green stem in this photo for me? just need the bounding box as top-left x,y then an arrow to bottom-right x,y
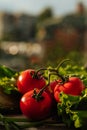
52,59 -> 70,83
37,71 -> 51,97
0,116 -> 29,122
30,68 -> 47,79
56,59 -> 70,71
36,68 -> 47,74
45,123 -> 66,127
19,120 -> 65,129
19,120 -> 44,129
0,113 -> 65,129
10,122 -> 20,130
48,69 -> 65,83
4,121 -> 10,130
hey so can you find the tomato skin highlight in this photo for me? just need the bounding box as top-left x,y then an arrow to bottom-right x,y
17,69 -> 46,94
54,77 -> 85,102
20,89 -> 52,121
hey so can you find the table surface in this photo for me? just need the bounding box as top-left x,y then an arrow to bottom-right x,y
0,122 -> 80,130
0,125 -> 79,130
0,115 -> 81,130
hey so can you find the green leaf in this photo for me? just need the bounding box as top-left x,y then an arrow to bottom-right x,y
74,116 -> 81,128
0,65 -> 16,78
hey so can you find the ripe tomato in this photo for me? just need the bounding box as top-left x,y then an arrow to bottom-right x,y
20,89 -> 52,120
50,80 -> 62,93
46,80 -> 61,95
54,77 -> 85,102
17,69 -> 46,94
49,80 -> 59,93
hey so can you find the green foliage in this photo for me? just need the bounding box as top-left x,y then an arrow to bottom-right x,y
57,92 -> 81,128
0,65 -> 16,78
0,65 -> 19,94
66,51 -> 84,65
60,64 -> 87,86
56,64 -> 87,128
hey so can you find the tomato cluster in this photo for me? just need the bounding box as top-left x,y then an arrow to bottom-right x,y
16,62 -> 85,121
17,69 -> 53,121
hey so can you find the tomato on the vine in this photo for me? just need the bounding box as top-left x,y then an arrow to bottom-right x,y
49,80 -> 62,93
20,89 -> 52,121
17,69 -> 46,94
54,77 -> 85,102
45,80 -> 60,99
48,80 -> 58,93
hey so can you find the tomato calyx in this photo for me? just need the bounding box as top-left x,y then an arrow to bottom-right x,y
30,71 -> 41,79
32,89 -> 44,101
32,77 -> 50,101
61,75 -> 69,84
32,83 -> 50,101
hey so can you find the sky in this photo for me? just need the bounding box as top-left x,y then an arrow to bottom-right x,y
0,0 -> 87,16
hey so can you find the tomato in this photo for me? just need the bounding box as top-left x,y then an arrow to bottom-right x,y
20,89 -> 52,121
17,69 -> 46,94
54,85 -> 65,102
46,80 -> 61,95
54,77 -> 85,102
49,80 -> 59,93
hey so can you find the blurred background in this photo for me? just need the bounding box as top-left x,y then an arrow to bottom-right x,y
0,0 -> 87,70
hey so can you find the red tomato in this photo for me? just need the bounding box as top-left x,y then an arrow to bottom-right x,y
17,69 -> 46,94
54,85 -> 65,102
54,77 -> 85,102
46,80 -> 61,95
49,80 -> 59,93
20,89 -> 52,120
